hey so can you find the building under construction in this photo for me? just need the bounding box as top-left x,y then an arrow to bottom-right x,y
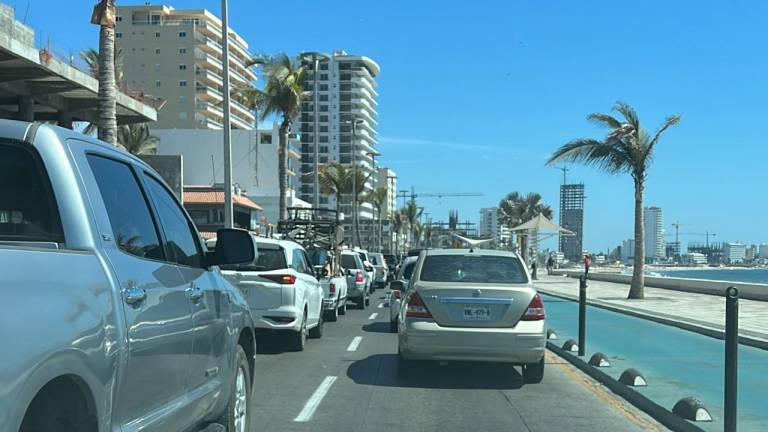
559,184 -> 585,262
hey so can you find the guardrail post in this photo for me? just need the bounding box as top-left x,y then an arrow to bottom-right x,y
578,275 -> 587,356
724,286 -> 739,432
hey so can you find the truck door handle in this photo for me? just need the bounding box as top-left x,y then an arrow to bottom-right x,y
124,286 -> 147,305
187,285 -> 204,302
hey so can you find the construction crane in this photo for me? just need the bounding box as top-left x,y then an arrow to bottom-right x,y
397,187 -> 484,206
670,221 -> 692,248
666,231 -> 717,248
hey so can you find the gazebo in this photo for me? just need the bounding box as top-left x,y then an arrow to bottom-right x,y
510,214 -> 574,262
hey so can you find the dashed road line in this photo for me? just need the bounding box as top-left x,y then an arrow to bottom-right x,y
377,302 -> 384,309
293,375 -> 338,422
346,336 -> 363,352
368,313 -> 378,320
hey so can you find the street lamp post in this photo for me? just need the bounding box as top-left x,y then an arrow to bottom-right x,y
221,0 -> 233,228
300,51 -> 330,208
367,151 -> 378,251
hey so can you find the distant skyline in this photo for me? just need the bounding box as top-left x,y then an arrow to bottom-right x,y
19,0 -> 768,251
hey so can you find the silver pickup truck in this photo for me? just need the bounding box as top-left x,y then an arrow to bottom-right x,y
0,121 -> 257,432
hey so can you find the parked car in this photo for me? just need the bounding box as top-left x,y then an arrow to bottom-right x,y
0,120 -> 257,432
388,255 -> 419,332
355,248 -> 376,292
396,248 -> 547,383
341,251 -> 370,309
218,237 -> 325,351
369,252 -> 389,288
307,247 -> 349,322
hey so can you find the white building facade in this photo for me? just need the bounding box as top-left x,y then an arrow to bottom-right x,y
723,242 -> 746,264
376,167 -> 397,219
643,207 -> 665,261
479,207 -> 499,239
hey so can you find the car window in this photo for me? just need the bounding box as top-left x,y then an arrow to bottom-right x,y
292,248 -> 308,273
369,255 -> 379,265
401,261 -> 416,280
419,255 -> 528,284
0,142 -> 64,243
341,254 -> 358,269
302,250 -> 316,275
142,174 -> 203,268
87,155 -> 163,261
255,245 -> 287,270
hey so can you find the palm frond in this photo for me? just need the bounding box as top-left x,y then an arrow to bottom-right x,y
547,138 -> 631,174
586,113 -> 623,129
613,101 -> 640,131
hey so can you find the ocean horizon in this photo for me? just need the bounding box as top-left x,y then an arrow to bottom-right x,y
658,268 -> 768,285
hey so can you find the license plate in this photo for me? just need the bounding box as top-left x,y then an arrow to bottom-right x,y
463,305 -> 491,320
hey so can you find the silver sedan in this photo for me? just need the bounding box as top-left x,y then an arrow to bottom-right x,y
397,249 -> 547,383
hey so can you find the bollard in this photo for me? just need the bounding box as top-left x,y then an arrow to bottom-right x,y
724,286 -> 739,432
578,275 -> 587,356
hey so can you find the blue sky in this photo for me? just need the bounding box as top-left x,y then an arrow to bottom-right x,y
19,0 -> 768,251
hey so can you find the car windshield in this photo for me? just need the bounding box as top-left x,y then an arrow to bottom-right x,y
222,245 -> 286,271
419,255 -> 528,284
341,254 -> 359,270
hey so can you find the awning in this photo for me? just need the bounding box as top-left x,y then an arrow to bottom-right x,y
510,214 -> 574,235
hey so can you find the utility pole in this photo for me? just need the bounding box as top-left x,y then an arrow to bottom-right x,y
221,0 -> 233,228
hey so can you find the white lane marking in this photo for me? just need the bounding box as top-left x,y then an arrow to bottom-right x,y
346,336 -> 363,352
377,302 -> 384,309
293,376 -> 338,422
368,313 -> 378,320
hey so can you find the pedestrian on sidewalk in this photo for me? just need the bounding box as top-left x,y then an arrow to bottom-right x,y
583,253 -> 591,277
531,260 -> 538,280
546,255 -> 555,275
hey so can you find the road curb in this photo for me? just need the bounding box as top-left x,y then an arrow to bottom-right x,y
538,288 -> 768,351
547,342 -> 705,432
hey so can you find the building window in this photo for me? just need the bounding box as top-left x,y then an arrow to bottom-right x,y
116,32 -> 123,38
155,32 -> 161,37
179,95 -> 188,104
116,16 -> 123,22
260,134 -> 273,144
319,126 -> 328,133
179,80 -> 187,87
155,80 -> 161,87
319,84 -> 328,91
320,73 -> 328,80
188,210 -> 209,225
319,63 -> 329,70
179,64 -> 187,70
155,48 -> 160,54
320,115 -> 328,122
154,64 -> 160,71
319,136 -> 328,143
319,105 -> 328,112
179,47 -> 187,54
178,112 -> 188,120
179,31 -> 187,37
319,94 -> 328,102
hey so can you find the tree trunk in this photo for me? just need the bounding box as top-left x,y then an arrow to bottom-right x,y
628,179 -> 645,299
97,24 -> 117,145
278,120 -> 290,221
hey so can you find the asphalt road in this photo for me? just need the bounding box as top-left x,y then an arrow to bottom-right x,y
250,290 -> 667,432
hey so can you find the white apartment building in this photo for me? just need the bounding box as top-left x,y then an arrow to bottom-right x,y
644,207 -> 665,260
479,207 -> 499,239
116,4 -> 257,129
297,50 -> 380,221
723,242 -> 746,264
153,124 -> 306,224
760,243 -> 768,259
376,167 -> 397,218
621,238 -> 636,264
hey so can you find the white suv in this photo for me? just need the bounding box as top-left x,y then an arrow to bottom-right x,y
219,237 -> 324,351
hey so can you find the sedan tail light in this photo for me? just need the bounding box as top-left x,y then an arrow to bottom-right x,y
262,274 -> 297,285
393,290 -> 402,300
329,283 -> 336,295
521,293 -> 545,321
405,291 -> 432,318
355,271 -> 364,283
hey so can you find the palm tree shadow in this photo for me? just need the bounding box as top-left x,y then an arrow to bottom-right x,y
346,354 -> 524,390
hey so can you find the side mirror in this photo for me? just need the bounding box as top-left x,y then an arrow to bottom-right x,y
389,280 -> 405,292
205,229 -> 256,267
365,265 -> 374,272
345,268 -> 353,276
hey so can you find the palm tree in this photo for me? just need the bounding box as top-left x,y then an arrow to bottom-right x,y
81,46 -> 124,87
547,101 -> 680,299
117,123 -> 158,155
91,0 -> 118,145
448,210 -> 459,231
401,201 -> 423,250
365,187 -> 389,252
245,54 -> 308,220
498,192 -> 552,260
318,162 -> 374,246
392,211 -> 405,254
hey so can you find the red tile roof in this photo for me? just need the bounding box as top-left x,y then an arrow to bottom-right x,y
183,190 -> 263,211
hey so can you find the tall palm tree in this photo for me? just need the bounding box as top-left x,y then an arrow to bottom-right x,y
392,211 -> 405,254
547,101 -> 680,299
247,54 -> 308,220
91,0 -> 118,145
401,201 -> 423,250
365,187 -> 389,252
117,123 -> 158,155
81,46 -> 124,87
318,162 -> 374,246
498,192 -> 552,259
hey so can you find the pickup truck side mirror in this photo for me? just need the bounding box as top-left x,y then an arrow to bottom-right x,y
389,280 -> 405,292
365,265 -> 373,272
205,228 -> 256,267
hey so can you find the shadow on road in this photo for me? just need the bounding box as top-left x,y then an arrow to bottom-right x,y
362,322 -> 392,333
347,354 -> 524,390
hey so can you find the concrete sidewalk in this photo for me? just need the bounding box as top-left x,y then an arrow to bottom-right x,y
534,274 -> 768,348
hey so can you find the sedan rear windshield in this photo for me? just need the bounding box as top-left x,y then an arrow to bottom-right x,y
341,254 -> 359,269
221,246 -> 286,271
419,255 -> 528,284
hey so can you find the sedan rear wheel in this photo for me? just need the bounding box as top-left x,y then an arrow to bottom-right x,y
287,313 -> 307,351
523,356 -> 545,384
357,294 -> 366,310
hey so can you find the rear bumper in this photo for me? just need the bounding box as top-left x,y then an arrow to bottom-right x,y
399,320 -> 546,364
348,282 -> 366,298
251,306 -> 303,332
323,295 -> 345,310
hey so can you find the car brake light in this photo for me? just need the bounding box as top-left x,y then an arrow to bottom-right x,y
262,274 -> 297,285
406,291 -> 432,318
355,271 -> 364,283
393,290 -> 402,299
329,283 -> 336,294
521,293 -> 545,321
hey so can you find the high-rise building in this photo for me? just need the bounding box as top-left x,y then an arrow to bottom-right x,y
376,168 -> 397,219
479,207 -> 499,240
745,244 -> 757,262
559,184 -> 585,262
760,243 -> 768,259
643,206 -> 665,260
621,238 -> 635,263
116,4 -> 257,129
297,51 -> 380,221
723,242 -> 746,264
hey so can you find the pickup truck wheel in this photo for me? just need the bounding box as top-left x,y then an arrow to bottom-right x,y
220,346 -> 251,432
357,294 -> 366,310
390,320 -> 398,333
338,301 -> 347,315
523,356 -> 545,384
287,314 -> 307,351
365,295 -> 371,306
325,304 -> 338,322
309,311 -> 324,338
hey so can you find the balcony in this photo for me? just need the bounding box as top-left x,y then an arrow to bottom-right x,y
195,86 -> 223,102
351,97 -> 378,115
196,68 -> 223,87
351,77 -> 378,96
195,49 -> 223,71
351,108 -> 377,125
195,33 -> 223,56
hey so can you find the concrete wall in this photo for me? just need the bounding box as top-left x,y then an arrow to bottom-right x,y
139,154 -> 183,200
556,270 -> 768,301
